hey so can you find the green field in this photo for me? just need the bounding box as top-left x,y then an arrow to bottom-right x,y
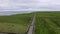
35,12 -> 60,34
0,13 -> 33,34
0,12 -> 60,34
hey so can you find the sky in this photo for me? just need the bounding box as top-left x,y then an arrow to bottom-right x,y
0,0 -> 60,11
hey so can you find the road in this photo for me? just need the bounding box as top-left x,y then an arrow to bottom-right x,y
27,15 -> 36,34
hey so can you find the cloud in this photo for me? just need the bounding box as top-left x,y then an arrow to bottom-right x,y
0,0 -> 60,11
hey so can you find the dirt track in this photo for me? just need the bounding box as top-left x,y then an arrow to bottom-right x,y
27,15 -> 36,34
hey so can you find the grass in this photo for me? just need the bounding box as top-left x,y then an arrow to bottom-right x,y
35,12 -> 60,34
0,13 -> 33,34
0,12 -> 60,34
0,23 -> 27,33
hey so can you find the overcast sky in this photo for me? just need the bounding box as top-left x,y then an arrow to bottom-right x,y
0,0 -> 60,11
